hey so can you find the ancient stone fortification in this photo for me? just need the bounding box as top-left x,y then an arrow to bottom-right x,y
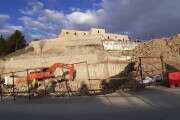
0,28 -> 138,90
29,28 -> 131,53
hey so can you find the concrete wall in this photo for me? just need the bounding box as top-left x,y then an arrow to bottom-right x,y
103,40 -> 138,51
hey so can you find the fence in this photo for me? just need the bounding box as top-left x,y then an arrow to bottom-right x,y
136,56 -> 165,87
0,59 -> 136,102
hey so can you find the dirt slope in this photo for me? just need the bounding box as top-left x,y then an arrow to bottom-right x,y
133,34 -> 180,71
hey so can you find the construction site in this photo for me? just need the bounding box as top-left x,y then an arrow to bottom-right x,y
0,28 -> 180,120
0,28 -> 180,102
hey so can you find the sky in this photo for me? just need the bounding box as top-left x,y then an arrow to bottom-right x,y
0,0 -> 180,40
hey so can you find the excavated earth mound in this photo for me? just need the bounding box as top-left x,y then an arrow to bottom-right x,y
133,34 -> 180,72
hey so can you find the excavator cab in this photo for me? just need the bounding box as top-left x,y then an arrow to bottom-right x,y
27,63 -> 76,92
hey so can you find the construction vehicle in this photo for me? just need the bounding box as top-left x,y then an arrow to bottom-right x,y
27,63 -> 76,91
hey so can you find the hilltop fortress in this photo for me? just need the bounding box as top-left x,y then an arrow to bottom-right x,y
0,28 -> 179,91
60,28 -> 129,40
0,28 -> 138,89
29,28 -> 132,54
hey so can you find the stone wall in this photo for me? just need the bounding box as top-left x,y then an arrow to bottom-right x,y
28,28 -> 131,54
0,53 -> 128,90
29,36 -> 137,55
3,54 -> 98,73
1,53 -> 128,78
0,60 -> 5,73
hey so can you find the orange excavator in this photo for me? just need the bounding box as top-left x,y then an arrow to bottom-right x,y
27,63 -> 76,89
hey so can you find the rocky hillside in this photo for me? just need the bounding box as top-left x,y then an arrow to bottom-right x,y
133,34 -> 180,71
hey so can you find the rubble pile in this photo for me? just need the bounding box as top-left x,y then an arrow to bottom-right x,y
133,34 -> 180,71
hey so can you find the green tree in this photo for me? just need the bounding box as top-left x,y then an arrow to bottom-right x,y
0,35 -> 6,56
6,30 -> 27,53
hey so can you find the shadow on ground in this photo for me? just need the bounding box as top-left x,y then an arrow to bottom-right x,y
1,62 -> 180,120
1,87 -> 180,120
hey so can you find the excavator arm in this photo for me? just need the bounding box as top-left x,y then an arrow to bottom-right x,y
27,63 -> 76,81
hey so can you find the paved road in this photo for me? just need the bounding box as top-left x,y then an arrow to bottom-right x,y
0,87 -> 180,120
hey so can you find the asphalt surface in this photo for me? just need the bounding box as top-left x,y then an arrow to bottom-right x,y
0,86 -> 180,120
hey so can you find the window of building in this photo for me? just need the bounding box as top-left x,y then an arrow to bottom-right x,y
84,33 -> 86,35
74,32 -> 77,35
108,36 -> 110,39
98,30 -> 100,33
66,32 -> 69,34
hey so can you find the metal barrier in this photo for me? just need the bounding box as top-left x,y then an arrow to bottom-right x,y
136,56 -> 165,87
0,60 -> 138,102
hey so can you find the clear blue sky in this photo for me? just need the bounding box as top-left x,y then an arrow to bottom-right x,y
0,0 -> 180,40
